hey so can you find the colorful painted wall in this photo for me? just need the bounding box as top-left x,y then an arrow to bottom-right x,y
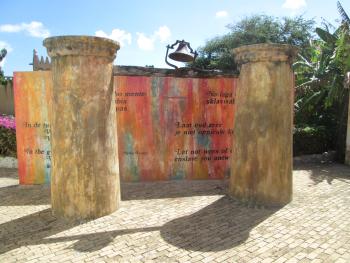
14,72 -> 52,184
14,72 -> 236,184
115,76 -> 236,181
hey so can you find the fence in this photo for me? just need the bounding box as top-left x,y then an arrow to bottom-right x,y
0,82 -> 14,116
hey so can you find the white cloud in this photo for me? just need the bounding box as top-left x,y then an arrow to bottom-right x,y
0,41 -> 12,68
0,21 -> 50,38
137,25 -> 171,51
136,33 -> 154,51
155,26 -> 171,43
95,28 -> 132,47
0,24 -> 22,32
24,21 -> 50,38
216,10 -> 228,18
282,0 -> 306,10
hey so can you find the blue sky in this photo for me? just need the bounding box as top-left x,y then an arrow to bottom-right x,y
0,0 -> 348,76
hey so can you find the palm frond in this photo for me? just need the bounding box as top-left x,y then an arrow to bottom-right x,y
316,28 -> 337,44
337,1 -> 350,26
299,90 -> 324,111
296,54 -> 313,66
296,78 -> 320,90
293,61 -> 313,69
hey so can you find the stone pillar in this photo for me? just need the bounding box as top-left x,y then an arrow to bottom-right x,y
44,36 -> 120,219
230,43 -> 298,206
346,87 -> 350,165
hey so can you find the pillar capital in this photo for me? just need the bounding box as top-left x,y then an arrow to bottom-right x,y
43,35 -> 120,60
233,43 -> 298,65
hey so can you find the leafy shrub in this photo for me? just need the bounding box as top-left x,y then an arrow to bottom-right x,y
0,115 -> 16,157
293,126 -> 334,156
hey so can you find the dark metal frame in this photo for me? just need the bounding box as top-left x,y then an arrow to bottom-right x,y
165,40 -> 198,69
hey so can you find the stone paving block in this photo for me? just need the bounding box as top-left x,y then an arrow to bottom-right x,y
261,258 -> 274,263
0,163 -> 349,262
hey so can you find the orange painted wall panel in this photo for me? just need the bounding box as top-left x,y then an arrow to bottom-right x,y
14,72 -> 52,184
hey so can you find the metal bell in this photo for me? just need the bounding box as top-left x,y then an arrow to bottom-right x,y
165,40 -> 198,69
168,42 -> 195,62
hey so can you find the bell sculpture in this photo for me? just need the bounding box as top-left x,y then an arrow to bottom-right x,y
165,40 -> 198,69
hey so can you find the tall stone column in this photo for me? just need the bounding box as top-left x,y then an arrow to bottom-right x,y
346,88 -> 350,165
230,44 -> 298,206
44,36 -> 120,219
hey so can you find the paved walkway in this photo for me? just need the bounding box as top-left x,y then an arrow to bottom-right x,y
0,164 -> 349,263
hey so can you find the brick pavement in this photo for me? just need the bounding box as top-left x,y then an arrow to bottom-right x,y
0,164 -> 349,262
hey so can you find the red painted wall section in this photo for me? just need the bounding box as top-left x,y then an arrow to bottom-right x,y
115,76 -> 236,181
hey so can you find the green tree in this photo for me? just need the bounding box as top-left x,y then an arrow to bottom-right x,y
294,1 -> 350,160
192,15 -> 315,72
0,48 -> 8,85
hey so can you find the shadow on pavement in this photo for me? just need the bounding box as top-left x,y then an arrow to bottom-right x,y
42,226 -> 160,252
294,163 -> 350,185
0,195 -> 279,253
0,167 -> 50,206
51,196 -> 278,253
160,195 -> 279,252
121,179 -> 227,200
0,208 -> 76,254
0,206 -> 160,253
0,184 -> 50,206
0,168 -> 18,178
0,169 -> 282,253
1,163 -> 348,254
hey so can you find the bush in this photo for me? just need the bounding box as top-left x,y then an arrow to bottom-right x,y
0,115 -> 16,157
293,126 -> 333,156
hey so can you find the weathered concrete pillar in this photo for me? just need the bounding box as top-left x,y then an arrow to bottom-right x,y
346,83 -> 350,165
44,36 -> 120,219
230,43 -> 298,206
